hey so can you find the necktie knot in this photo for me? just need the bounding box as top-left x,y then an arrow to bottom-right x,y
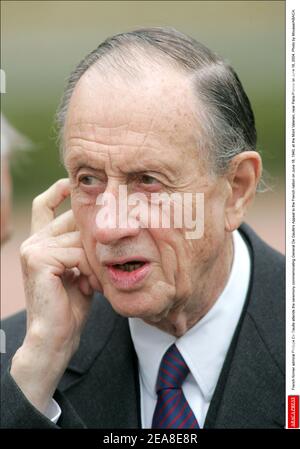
156,344 -> 190,392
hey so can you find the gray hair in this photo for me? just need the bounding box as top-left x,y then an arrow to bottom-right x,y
55,27 -> 258,176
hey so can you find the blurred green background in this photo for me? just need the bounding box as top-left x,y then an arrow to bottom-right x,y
1,0 -> 285,202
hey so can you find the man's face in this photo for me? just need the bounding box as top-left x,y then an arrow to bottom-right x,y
64,64 -> 231,335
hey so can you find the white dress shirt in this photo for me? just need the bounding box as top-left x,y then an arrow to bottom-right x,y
47,229 -> 251,426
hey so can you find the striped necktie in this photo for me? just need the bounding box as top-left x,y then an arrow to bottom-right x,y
152,343 -> 200,429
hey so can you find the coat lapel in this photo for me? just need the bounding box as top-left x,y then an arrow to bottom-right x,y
204,313 -> 285,428
204,224 -> 285,428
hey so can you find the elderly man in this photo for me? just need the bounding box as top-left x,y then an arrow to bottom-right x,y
1,28 -> 284,429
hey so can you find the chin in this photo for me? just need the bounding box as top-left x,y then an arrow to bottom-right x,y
104,287 -> 172,320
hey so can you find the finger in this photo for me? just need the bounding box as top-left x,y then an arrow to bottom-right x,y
21,212 -> 77,249
45,210 -> 77,237
63,267 -> 103,294
62,267 -> 81,283
46,231 -> 82,248
88,273 -> 103,293
31,178 -> 70,234
46,247 -> 94,279
78,275 -> 93,296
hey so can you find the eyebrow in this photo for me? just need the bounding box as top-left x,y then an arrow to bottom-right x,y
65,160 -> 104,174
65,156 -> 178,181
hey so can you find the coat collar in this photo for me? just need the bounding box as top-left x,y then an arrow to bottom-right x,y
57,294 -> 141,428
67,293 -> 119,375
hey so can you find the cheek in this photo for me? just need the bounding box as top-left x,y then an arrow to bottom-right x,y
71,192 -> 95,230
194,193 -> 228,268
71,195 -> 97,258
149,228 -> 196,292
202,200 -> 227,256
203,182 -> 227,229
148,211 -> 223,300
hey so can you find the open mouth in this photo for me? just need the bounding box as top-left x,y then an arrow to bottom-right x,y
111,261 -> 146,273
105,258 -> 151,289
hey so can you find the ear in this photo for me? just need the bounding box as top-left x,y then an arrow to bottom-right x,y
224,151 -> 262,232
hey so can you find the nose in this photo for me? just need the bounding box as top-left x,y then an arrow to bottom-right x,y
92,185 -> 141,245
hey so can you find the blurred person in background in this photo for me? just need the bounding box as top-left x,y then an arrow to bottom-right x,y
1,114 -> 30,243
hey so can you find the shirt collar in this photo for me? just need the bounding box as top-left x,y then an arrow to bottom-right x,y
128,229 -> 251,402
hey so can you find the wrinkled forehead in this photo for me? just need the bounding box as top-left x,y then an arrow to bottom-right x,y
63,63 -> 203,153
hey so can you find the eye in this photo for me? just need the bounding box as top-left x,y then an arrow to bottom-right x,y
78,175 -> 100,186
140,174 -> 159,185
134,173 -> 162,192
